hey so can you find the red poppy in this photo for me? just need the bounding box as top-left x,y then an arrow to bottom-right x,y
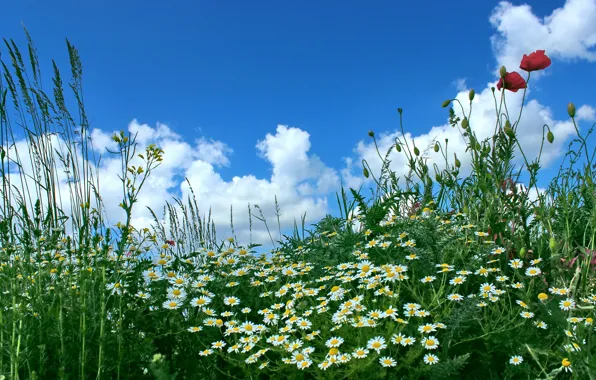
519,50 -> 551,72
166,239 -> 175,246
496,72 -> 527,93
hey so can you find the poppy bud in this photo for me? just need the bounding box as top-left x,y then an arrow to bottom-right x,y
475,141 -> 481,151
414,146 -> 420,156
434,143 -> 439,153
454,154 -> 461,168
469,89 -> 475,101
519,247 -> 526,259
549,237 -> 557,251
363,167 -> 369,178
504,125 -> 515,138
397,108 -> 403,114
567,102 -> 576,118
461,118 -> 469,129
368,130 -> 375,137
442,99 -> 451,108
547,131 -> 554,144
435,173 -> 442,183
425,176 -> 432,187
500,66 -> 507,78
395,144 -> 402,152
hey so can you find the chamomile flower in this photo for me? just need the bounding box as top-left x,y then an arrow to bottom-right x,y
352,347 -> 369,358
418,324 -> 437,334
421,336 -> 439,350
447,293 -> 464,302
379,356 -> 396,367
509,356 -> 523,365
367,336 -> 387,353
449,276 -> 467,285
326,336 -> 344,348
525,267 -> 541,277
163,300 -> 181,310
423,353 -> 439,365
559,298 -> 576,311
509,259 -> 523,269
223,296 -> 240,306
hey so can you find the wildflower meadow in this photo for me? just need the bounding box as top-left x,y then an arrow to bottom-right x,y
1,32 -> 595,380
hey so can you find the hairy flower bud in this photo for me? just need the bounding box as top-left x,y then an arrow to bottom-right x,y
547,131 -> 554,144
368,130 -> 375,137
395,143 -> 402,152
461,118 -> 469,129
469,89 -> 475,101
549,237 -> 557,251
414,146 -> 420,156
519,247 -> 526,259
442,99 -> 451,108
567,102 -> 576,118
434,143 -> 439,153
454,154 -> 461,168
500,66 -> 507,78
504,125 -> 515,138
363,167 -> 369,178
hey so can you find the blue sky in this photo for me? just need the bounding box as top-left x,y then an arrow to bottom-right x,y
2,0 -> 596,253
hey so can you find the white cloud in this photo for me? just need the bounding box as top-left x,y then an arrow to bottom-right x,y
341,0 -> 595,193
489,0 -> 596,75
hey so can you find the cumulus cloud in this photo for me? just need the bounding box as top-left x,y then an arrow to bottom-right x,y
489,0 -> 596,75
341,0 -> 595,194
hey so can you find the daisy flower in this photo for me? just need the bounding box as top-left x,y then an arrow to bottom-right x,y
560,298 -> 576,311
367,336 -> 387,353
401,336 -> 416,346
223,296 -> 240,306
509,356 -> 523,365
509,259 -> 523,269
525,267 -> 541,277
447,293 -> 464,302
326,336 -> 344,348
421,336 -> 439,350
423,353 -> 439,365
379,357 -> 396,367
352,347 -> 369,359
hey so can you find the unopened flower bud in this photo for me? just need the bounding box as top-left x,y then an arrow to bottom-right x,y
363,167 -> 369,178
469,89 -> 475,101
434,143 -> 439,153
567,102 -> 576,118
454,154 -> 461,168
368,130 -> 375,137
500,66 -> 507,78
519,247 -> 526,259
425,176 -> 432,187
504,125 -> 515,138
547,131 -> 554,144
397,108 -> 403,114
435,173 -> 442,183
442,99 -> 451,108
395,143 -> 402,152
549,237 -> 557,251
461,118 -> 469,129
414,146 -> 420,156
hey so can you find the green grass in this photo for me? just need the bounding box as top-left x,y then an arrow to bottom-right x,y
1,29 -> 595,380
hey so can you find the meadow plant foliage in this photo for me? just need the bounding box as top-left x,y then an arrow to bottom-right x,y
1,32 -> 595,380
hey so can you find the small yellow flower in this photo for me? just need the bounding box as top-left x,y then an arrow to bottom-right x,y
538,293 -> 548,301
562,357 -> 571,368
